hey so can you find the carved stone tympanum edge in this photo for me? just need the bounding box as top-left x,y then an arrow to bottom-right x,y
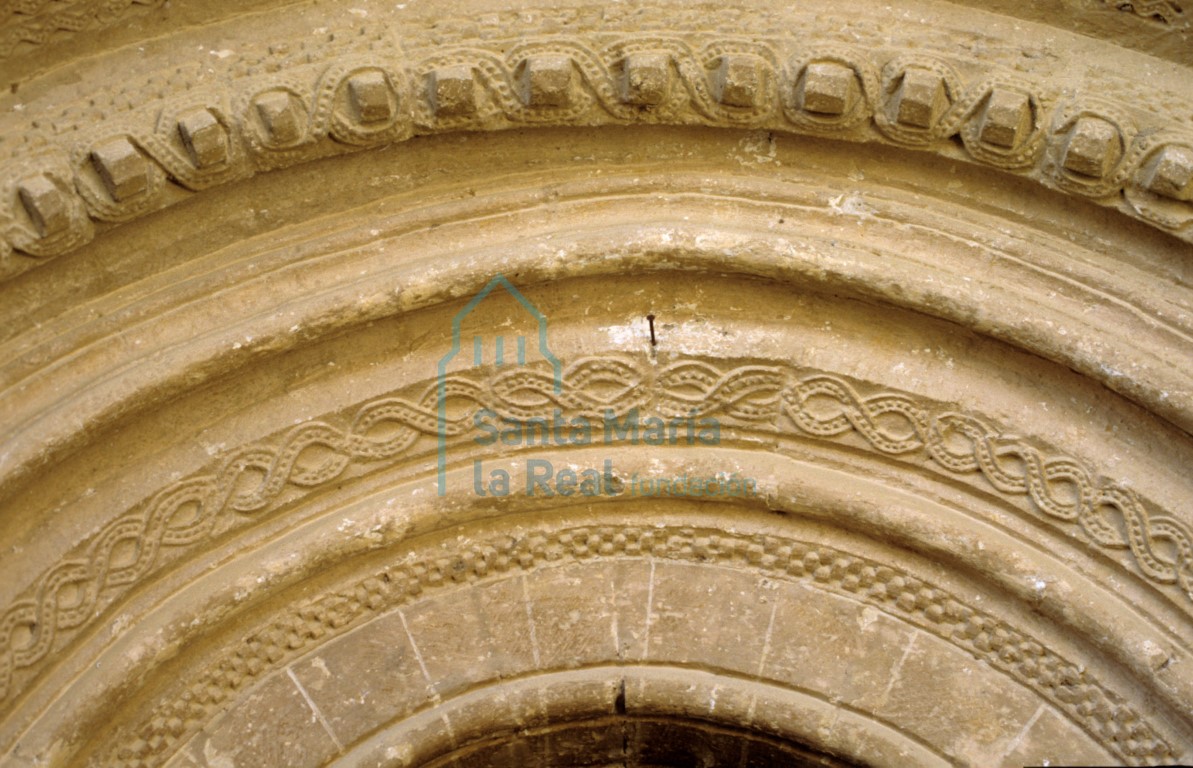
1,355 -> 1188,745
104,522 -> 1177,767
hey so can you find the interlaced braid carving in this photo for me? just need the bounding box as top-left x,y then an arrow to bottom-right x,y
489,359 -> 645,419
781,375 -> 1193,601
0,378 -> 467,703
657,361 -> 785,420
1106,0 -> 1186,23
784,374 -> 928,453
926,413 -> 1193,596
105,524 -> 1178,767
1,356 -> 1190,718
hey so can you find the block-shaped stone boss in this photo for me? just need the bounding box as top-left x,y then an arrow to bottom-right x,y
797,61 -> 858,116
254,91 -> 305,145
177,109 -> 228,168
978,89 -> 1032,148
17,175 -> 69,236
89,138 -> 148,201
711,55 -> 762,108
619,52 -> 671,106
430,65 -> 477,117
1142,145 -> 1193,200
518,55 -> 575,108
891,68 -> 948,128
1061,116 -> 1120,178
347,71 -> 393,123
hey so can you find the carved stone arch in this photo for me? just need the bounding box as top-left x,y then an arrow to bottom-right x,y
1,1 -> 1192,767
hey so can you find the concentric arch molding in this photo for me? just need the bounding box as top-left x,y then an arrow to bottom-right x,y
3,167 -> 1192,505
81,517 -> 1190,766
330,666 -> 953,767
2,2 -> 1193,765
2,0 -> 1193,280
2,353 -> 1192,765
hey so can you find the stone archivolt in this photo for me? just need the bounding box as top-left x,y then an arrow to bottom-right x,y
105,522 -> 1176,767
3,356 -> 1190,717
0,143 -> 1189,763
3,168 -> 1189,490
3,1 -> 1193,766
3,348 -> 1192,764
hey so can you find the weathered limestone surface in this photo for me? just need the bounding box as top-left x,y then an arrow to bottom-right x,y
0,1 -> 1191,766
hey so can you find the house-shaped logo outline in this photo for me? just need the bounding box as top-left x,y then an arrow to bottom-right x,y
436,274 -> 562,495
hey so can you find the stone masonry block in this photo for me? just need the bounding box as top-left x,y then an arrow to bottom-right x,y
891,68 -> 949,128
798,61 -> 859,116
1142,145 -> 1193,199
90,138 -> 148,201
430,65 -> 478,117
978,89 -> 1032,148
177,109 -> 229,168
347,71 -> 393,123
619,52 -> 671,106
519,55 -> 575,108
254,91 -> 305,145
17,175 -> 70,236
711,55 -> 762,109
1062,116 -> 1120,178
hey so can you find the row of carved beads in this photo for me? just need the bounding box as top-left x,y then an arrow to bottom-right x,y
108,526 -> 1174,767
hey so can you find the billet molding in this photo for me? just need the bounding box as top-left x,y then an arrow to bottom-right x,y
0,356 -> 1189,724
100,522 -> 1178,767
2,21 -> 1193,282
